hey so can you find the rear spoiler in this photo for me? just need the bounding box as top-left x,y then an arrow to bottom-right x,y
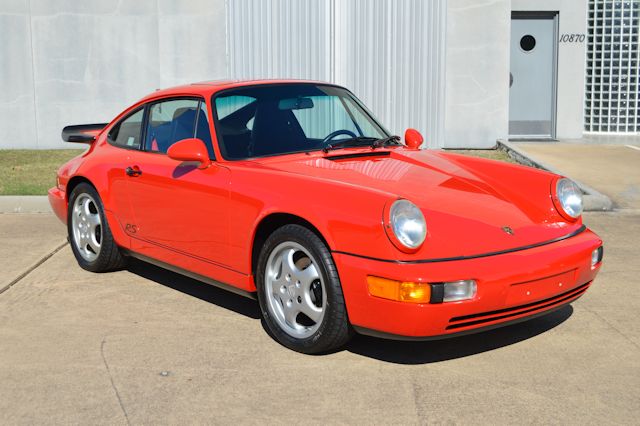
61,123 -> 108,143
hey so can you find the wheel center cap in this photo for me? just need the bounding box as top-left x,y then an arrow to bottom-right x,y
287,284 -> 297,298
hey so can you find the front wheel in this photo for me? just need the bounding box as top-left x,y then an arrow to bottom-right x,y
68,183 -> 127,272
256,224 -> 352,353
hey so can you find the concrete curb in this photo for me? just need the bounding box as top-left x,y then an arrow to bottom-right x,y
0,196 -> 52,214
497,139 -> 613,211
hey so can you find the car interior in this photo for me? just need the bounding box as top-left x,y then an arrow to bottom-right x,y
108,104 -> 214,157
215,100 -> 256,158
146,106 -> 212,155
217,99 -> 312,159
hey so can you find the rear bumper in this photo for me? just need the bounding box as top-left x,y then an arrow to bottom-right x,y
334,228 -> 602,339
48,187 -> 67,223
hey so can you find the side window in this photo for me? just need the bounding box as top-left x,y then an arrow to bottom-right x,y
144,99 -> 200,153
108,108 -> 144,149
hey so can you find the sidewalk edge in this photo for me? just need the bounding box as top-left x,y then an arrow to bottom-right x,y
0,195 -> 52,214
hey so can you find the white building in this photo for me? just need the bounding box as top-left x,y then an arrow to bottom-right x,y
1,0 -> 638,150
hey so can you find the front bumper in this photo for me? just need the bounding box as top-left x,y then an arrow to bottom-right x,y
334,228 -> 602,339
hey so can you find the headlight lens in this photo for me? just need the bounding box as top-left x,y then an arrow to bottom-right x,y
556,178 -> 583,219
390,199 -> 427,250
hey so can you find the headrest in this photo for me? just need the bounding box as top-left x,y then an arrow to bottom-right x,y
173,107 -> 196,120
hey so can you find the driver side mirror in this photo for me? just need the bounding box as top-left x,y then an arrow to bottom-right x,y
167,138 -> 210,169
404,128 -> 424,149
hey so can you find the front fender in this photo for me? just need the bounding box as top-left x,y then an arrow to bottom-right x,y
226,165 -> 397,274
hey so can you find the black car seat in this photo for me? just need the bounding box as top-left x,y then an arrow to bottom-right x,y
250,100 -> 306,156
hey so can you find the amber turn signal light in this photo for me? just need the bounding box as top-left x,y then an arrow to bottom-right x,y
367,276 -> 431,303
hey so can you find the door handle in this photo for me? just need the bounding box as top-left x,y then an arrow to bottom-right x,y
125,166 -> 142,177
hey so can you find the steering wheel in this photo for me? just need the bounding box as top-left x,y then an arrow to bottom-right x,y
321,129 -> 358,146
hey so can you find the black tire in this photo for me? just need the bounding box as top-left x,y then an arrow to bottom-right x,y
256,224 -> 352,353
67,183 -> 127,272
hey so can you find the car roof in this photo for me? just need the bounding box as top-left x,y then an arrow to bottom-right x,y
139,79 -> 344,102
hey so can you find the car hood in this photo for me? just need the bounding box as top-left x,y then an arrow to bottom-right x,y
255,148 -> 581,259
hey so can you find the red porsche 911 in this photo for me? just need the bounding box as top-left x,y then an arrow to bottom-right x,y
49,80 -> 603,353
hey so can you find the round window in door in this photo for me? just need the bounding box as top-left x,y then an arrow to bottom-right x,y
520,34 -> 536,52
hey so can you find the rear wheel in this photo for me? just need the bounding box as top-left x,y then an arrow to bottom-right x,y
256,224 -> 352,353
68,183 -> 127,272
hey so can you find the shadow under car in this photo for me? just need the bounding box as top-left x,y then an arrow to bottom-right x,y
125,258 -> 574,364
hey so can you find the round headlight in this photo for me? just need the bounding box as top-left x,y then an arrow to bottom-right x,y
556,178 -> 583,219
389,200 -> 427,250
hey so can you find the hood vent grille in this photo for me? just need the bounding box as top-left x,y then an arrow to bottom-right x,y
325,151 -> 391,161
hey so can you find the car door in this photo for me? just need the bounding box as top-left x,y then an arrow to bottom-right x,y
124,97 -> 231,268
103,107 -> 146,237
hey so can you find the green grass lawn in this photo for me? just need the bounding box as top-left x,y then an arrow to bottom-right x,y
0,148 -> 517,196
0,149 -> 85,195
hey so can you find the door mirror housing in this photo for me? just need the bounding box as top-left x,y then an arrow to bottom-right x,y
167,138 -> 210,169
404,128 -> 424,149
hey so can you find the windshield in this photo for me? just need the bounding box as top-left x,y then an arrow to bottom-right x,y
212,84 -> 388,159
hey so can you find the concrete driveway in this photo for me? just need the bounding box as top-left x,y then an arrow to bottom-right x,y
0,214 -> 66,294
1,210 -> 639,424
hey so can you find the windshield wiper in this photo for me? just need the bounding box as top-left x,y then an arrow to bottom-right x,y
371,135 -> 401,148
322,135 -> 401,153
321,137 -> 377,153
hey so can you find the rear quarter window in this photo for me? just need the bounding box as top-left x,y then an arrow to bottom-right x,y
108,108 -> 144,149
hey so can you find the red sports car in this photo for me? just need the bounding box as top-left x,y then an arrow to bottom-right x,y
49,80 -> 603,353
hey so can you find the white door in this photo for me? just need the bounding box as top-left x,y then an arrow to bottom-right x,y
509,12 -> 558,139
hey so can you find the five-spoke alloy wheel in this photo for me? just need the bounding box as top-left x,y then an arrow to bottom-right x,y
71,193 -> 102,262
265,241 -> 326,338
256,224 -> 352,353
68,183 -> 127,272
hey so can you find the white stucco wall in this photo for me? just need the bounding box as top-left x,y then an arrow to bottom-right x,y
0,0 -> 37,149
512,0 -> 588,139
444,0 -> 511,148
3,0 -> 587,150
0,0 -> 227,149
